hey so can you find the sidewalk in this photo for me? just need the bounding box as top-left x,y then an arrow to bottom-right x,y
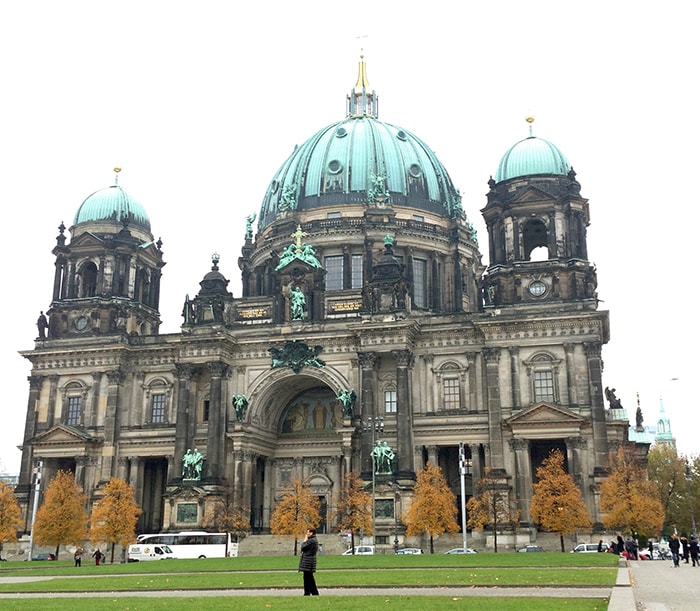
625,557 -> 700,610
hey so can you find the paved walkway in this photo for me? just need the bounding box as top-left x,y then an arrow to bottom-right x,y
624,558 -> 700,610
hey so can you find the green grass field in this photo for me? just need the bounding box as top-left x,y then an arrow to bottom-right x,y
0,552 -> 618,610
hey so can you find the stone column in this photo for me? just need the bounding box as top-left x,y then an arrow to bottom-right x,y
508,347 -> 521,408
483,348 -> 505,471
206,361 -> 228,481
358,351 -> 378,475
564,343 -> 578,406
131,457 -> 144,509
583,342 -> 609,471
510,439 -> 531,522
17,376 -> 43,493
426,445 -> 438,466
75,455 -> 89,487
100,370 -> 125,483
466,353 -> 478,412
47,375 -> 58,428
173,363 -> 194,481
392,349 -> 415,479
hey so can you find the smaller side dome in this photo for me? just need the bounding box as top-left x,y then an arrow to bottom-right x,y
495,118 -> 570,183
73,170 -> 150,230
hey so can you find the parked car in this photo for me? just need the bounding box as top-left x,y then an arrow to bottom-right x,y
445,548 -> 478,554
395,547 -> 423,554
31,553 -> 56,561
517,545 -> 545,553
127,544 -> 176,562
342,545 -> 375,555
572,543 -> 609,553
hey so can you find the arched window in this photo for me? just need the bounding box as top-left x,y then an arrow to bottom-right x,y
78,261 -> 98,297
522,218 -> 549,261
61,381 -> 87,427
144,377 -> 173,424
523,352 -> 561,405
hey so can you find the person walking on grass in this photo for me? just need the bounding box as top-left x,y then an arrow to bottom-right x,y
689,536 -> 699,567
299,527 -> 319,596
92,548 -> 103,566
73,548 -> 83,567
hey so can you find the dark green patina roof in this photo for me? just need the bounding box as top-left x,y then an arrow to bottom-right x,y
258,58 -> 462,229
73,172 -> 150,231
495,120 -> 571,182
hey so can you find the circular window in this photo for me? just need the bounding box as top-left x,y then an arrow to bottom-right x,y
336,127 -> 348,138
397,130 -> 407,141
270,180 -> 279,193
75,316 -> 88,330
327,160 -> 342,174
528,280 -> 547,297
409,164 -> 422,177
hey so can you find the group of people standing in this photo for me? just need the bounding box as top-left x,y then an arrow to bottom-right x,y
669,534 -> 699,567
73,548 -> 104,566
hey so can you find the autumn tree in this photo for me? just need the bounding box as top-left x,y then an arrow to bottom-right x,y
33,470 -> 88,560
600,446 -> 664,538
269,478 -> 321,555
403,463 -> 459,554
646,444 -> 688,537
89,478 -> 141,563
529,449 -> 592,552
0,482 -> 23,560
333,471 -> 372,551
203,485 -> 251,543
467,469 -> 520,553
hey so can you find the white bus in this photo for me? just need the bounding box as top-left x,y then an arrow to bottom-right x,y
136,531 -> 236,558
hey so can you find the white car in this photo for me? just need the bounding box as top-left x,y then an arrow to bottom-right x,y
572,543 -> 609,553
445,548 -> 478,554
342,545 -> 375,555
127,544 -> 176,562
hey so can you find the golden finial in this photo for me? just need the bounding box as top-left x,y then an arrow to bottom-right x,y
525,115 -> 535,137
114,167 -> 122,185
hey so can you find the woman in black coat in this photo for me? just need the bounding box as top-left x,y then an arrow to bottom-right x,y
299,527 -> 319,596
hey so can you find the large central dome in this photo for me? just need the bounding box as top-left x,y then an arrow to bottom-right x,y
258,59 -> 462,230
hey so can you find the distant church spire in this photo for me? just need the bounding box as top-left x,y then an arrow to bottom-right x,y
655,396 -> 676,449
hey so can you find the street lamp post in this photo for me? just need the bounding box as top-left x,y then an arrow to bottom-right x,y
458,442 -> 471,552
27,459 -> 43,562
363,416 -> 384,546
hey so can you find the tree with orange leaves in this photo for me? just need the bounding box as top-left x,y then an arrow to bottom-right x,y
467,468 -> 520,553
403,463 -> 459,554
33,470 -> 88,560
333,471 -> 372,552
89,478 -> 142,563
530,449 -> 592,552
600,446 -> 664,538
0,482 -> 23,560
270,478 -> 321,555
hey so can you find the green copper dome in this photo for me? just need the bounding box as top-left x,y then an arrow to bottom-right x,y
495,131 -> 571,183
73,178 -> 151,231
258,59 -> 462,229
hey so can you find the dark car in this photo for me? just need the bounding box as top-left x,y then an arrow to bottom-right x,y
31,553 -> 56,561
517,545 -> 544,553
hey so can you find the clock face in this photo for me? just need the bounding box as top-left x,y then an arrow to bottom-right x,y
528,280 -> 547,297
75,316 -> 88,330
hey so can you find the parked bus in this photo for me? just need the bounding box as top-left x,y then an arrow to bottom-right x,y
136,531 -> 236,558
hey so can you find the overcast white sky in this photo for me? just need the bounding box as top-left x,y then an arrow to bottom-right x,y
1,1 -> 697,474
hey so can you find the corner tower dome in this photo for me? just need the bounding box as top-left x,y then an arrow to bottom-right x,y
258,56 -> 463,230
495,116 -> 571,183
73,167 -> 151,231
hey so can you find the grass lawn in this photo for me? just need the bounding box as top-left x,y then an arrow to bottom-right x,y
0,596 -> 610,611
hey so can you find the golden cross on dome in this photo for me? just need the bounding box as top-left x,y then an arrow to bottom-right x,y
291,224 -> 308,252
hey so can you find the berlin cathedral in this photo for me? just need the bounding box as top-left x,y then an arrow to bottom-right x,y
15,58 -> 640,546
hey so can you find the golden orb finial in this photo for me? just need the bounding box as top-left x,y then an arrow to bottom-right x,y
525,115 -> 535,124
114,167 -> 122,173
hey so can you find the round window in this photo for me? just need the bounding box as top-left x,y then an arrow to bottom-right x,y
528,280 -> 547,297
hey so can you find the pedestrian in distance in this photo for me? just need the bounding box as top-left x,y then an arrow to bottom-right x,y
689,536 -> 699,567
298,527 -> 320,596
669,534 -> 681,567
73,548 -> 83,567
680,536 -> 689,564
92,548 -> 103,566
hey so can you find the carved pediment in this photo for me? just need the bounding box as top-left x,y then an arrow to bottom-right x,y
506,402 -> 585,425
31,424 -> 98,446
510,185 -> 555,204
